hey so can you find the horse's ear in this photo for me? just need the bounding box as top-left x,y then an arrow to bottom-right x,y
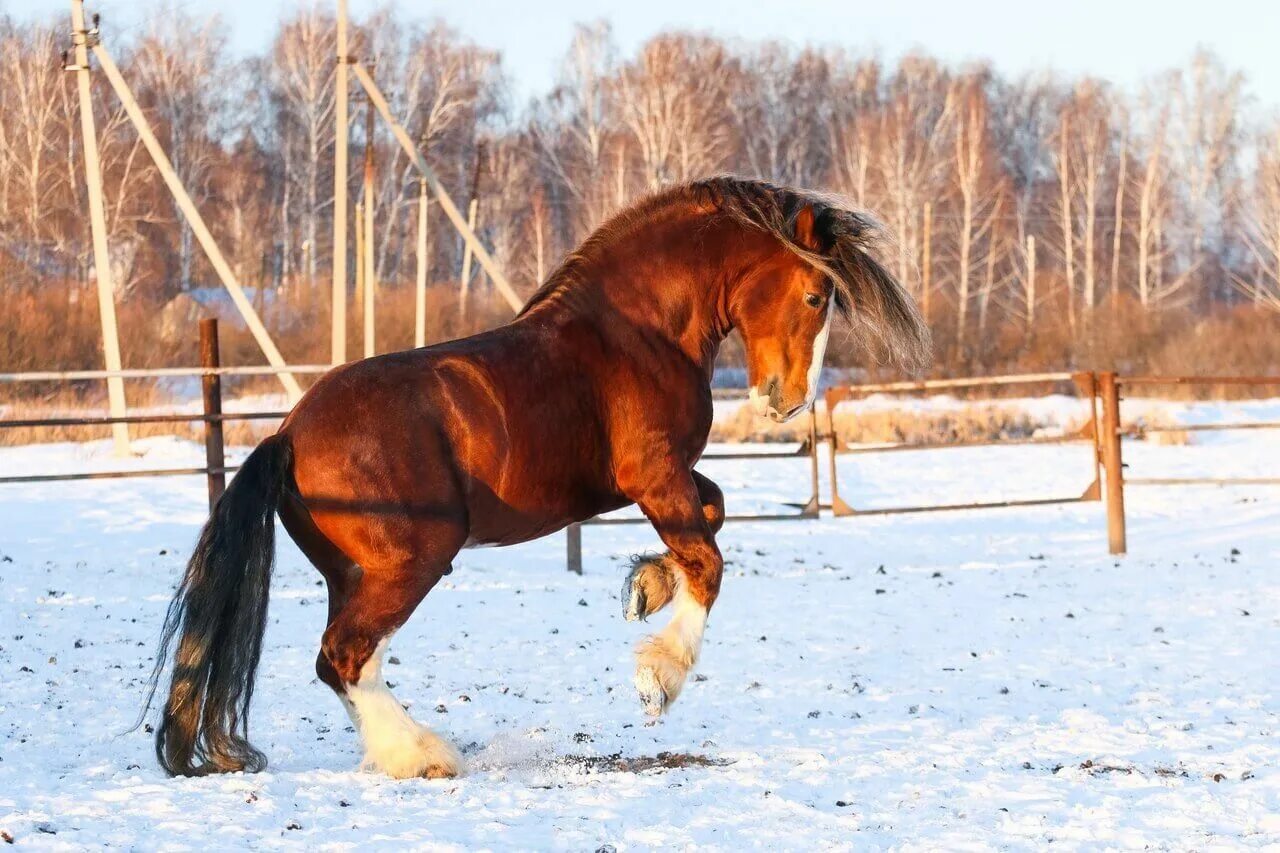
792,204 -> 823,252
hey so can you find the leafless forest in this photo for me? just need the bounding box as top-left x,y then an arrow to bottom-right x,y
2,7 -> 1278,387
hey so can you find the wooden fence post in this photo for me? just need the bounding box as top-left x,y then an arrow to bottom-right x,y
804,405 -> 820,516
567,522 -> 583,575
200,319 -> 226,511
1098,371 -> 1126,554
1074,370 -> 1102,501
825,390 -> 854,516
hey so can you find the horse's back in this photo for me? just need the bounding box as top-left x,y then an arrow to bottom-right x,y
280,321 -> 618,549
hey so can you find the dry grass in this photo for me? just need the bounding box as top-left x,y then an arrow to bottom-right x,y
711,403 -> 1050,445
6,391 -> 1066,450
709,400 -> 1195,446
4,384 -> 1197,449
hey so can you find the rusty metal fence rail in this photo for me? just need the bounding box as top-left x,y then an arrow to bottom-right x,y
2,320 -> 1277,564
822,371 -> 1104,519
565,413 -> 822,573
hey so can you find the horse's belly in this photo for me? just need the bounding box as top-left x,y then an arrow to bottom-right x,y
462,488 -> 629,549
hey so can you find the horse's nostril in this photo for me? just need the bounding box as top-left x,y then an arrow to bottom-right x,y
764,377 -> 783,411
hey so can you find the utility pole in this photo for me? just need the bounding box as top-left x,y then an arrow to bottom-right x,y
921,201 -> 932,323
352,62 -> 522,313
415,182 -> 429,348
459,142 -> 485,319
331,0 -> 349,365
68,1 -> 130,456
362,83 -> 376,359
354,198 -> 365,346
1026,235 -> 1037,336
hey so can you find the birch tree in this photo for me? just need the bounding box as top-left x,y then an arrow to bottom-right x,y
267,5 -> 337,284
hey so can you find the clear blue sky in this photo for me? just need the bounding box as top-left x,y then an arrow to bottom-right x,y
10,0 -> 1280,110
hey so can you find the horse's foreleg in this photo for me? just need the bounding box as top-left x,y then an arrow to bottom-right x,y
625,467 -> 724,716
623,471 -> 723,622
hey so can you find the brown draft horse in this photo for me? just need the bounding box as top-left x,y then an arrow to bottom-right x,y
145,176 -> 929,779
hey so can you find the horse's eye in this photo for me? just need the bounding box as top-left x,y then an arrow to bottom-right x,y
804,292 -> 824,309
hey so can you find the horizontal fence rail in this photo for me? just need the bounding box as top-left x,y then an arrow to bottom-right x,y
1116,374 -> 1280,495
0,365 -> 332,382
2,320 -> 1278,563
566,412 -> 823,573
823,371 -> 1105,527
824,371 -> 1078,396
0,411 -> 289,429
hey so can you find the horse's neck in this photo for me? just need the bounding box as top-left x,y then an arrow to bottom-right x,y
535,214 -> 757,370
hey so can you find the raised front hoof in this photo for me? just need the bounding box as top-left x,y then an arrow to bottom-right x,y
362,729 -> 462,780
622,555 -> 676,622
634,635 -> 691,717
635,665 -> 671,716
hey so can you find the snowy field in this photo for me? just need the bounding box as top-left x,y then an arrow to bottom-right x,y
0,409 -> 1277,849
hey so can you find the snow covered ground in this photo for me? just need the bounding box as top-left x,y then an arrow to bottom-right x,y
0,417 -> 1277,849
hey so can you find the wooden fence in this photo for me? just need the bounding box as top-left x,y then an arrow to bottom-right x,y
1,320 -> 1276,567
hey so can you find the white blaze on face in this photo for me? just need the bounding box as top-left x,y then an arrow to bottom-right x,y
804,301 -> 834,405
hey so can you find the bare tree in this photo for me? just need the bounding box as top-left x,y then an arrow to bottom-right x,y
874,55 -> 954,294
827,55 -> 880,205
1234,120 -> 1280,311
129,11 -> 233,293
613,34 -> 732,188
730,44 -> 831,186
266,4 -> 337,284
530,21 -> 619,238
0,23 -> 67,271
1170,50 -> 1244,299
1134,78 -> 1176,307
949,71 -> 1002,344
1109,105 -> 1129,303
1064,81 -> 1111,312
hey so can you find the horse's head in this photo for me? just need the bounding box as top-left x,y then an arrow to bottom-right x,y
728,195 -> 929,423
733,206 -> 835,422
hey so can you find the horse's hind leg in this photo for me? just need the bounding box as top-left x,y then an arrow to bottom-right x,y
318,520 -> 467,780
278,492 -> 358,709
623,471 -> 723,622
283,487 -> 465,778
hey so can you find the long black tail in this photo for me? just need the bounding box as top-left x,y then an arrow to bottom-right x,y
142,433 -> 291,776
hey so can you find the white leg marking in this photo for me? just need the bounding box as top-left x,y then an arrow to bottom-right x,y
635,575 -> 708,715
805,302 -> 834,405
345,637 -> 461,779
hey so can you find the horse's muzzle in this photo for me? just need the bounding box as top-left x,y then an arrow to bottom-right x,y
750,377 -> 807,423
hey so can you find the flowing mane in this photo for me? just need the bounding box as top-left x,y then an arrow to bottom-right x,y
521,176 -> 930,368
